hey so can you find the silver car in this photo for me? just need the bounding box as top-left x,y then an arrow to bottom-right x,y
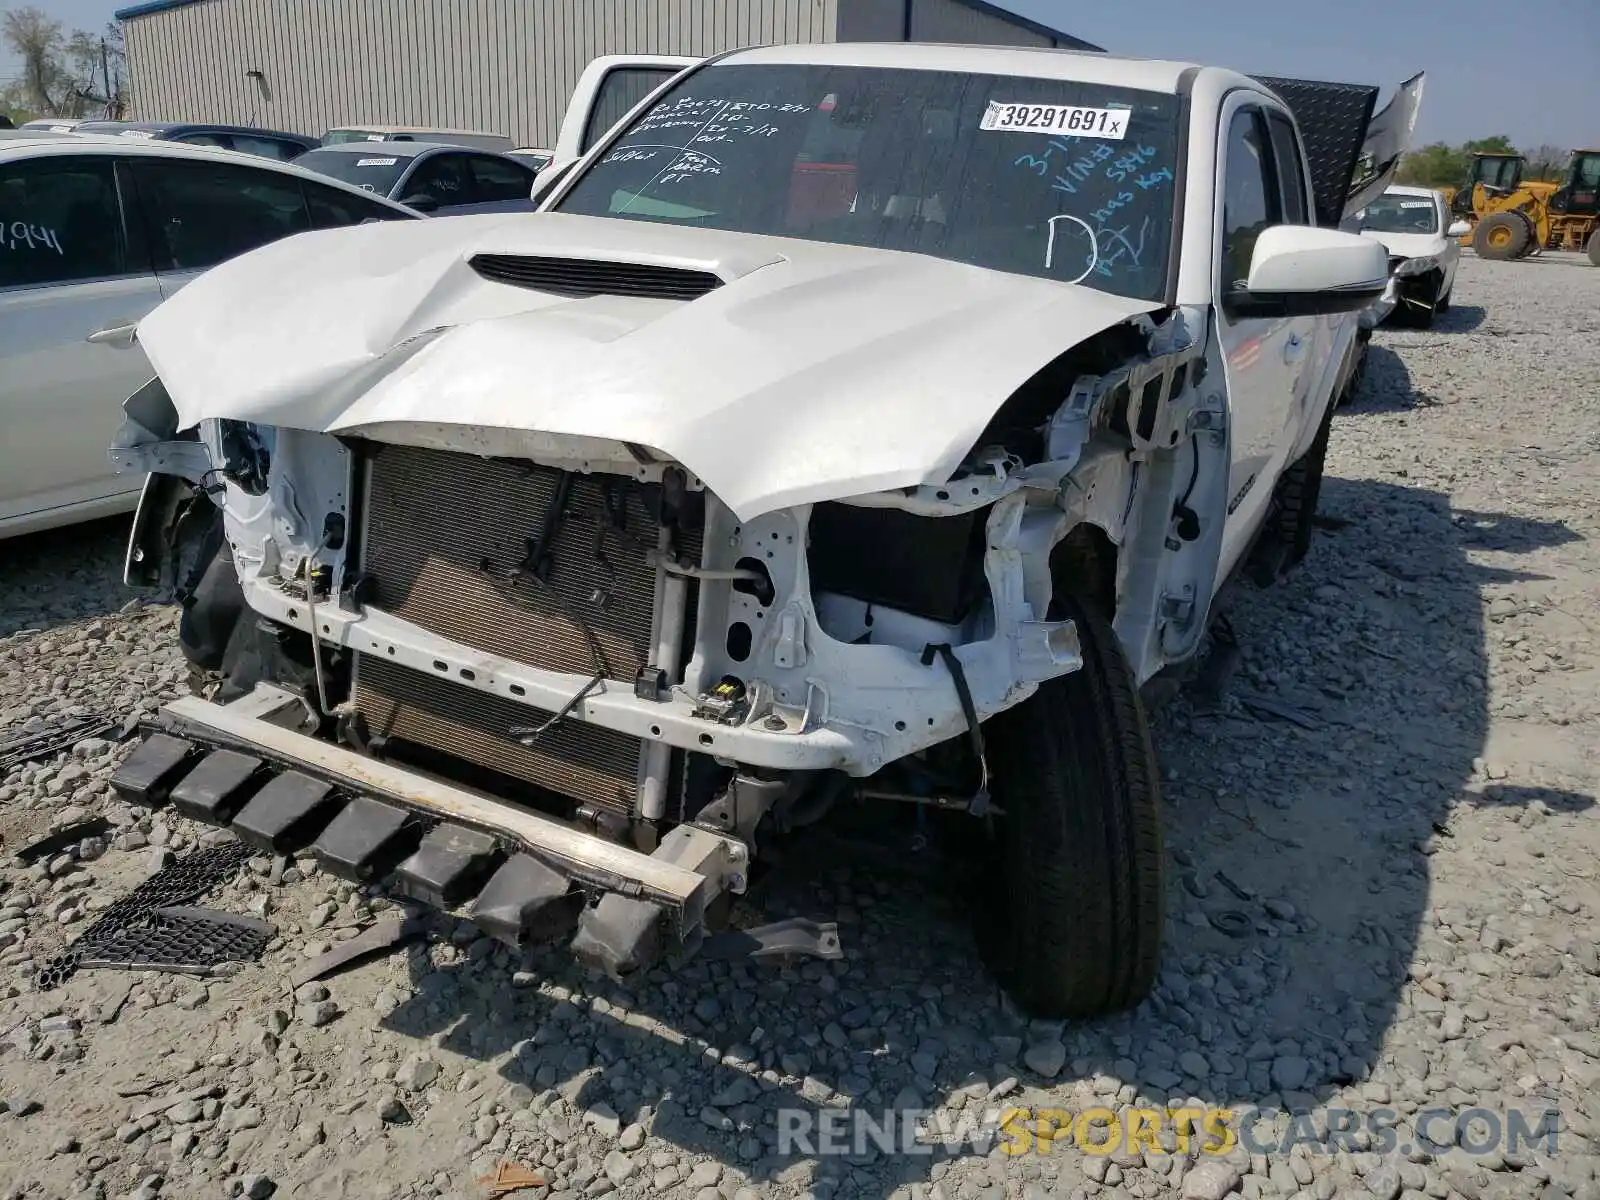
291,141 -> 541,215
0,132 -> 419,538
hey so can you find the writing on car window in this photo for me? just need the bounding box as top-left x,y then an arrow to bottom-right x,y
2,222 -> 65,253
557,63 -> 1182,303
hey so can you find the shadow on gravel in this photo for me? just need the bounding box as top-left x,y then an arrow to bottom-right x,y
1467,783 -> 1595,814
357,477 -> 1582,1199
1343,344 -> 1433,413
1431,303 -> 1486,333
0,516 -> 135,638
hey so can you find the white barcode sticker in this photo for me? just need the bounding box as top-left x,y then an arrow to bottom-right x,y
356,157 -> 398,166
980,102 -> 1129,139
1399,200 -> 1433,208
118,129 -> 155,139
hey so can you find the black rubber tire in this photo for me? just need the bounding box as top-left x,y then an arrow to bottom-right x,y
1274,396 -> 1335,570
1339,336 -> 1369,407
1587,229 -> 1600,268
975,595 -> 1165,1019
1475,212 -> 1530,261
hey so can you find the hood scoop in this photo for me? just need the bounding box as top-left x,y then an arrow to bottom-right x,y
468,253 -> 724,301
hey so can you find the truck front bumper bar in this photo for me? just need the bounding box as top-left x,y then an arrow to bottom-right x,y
116,685 -> 757,970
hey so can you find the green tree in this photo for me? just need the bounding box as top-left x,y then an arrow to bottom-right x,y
1397,142 -> 1466,187
0,7 -> 122,117
1524,144 -> 1570,182
2,6 -> 71,114
1462,135 -> 1517,155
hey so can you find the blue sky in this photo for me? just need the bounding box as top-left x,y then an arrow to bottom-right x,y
5,0 -> 1596,147
1007,0 -> 1597,149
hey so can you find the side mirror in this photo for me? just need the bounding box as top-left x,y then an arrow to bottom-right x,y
1224,224 -> 1389,319
399,193 -> 440,213
1447,219 -> 1471,238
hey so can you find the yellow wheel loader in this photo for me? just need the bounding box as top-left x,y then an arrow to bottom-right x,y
1449,150 -> 1600,264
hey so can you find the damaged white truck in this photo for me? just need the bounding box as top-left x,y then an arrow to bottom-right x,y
108,43 -> 1420,1018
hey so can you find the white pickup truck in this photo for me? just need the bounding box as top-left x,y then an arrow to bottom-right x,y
109,42 -> 1419,1018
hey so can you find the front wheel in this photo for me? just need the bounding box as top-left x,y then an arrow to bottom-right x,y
1587,229 -> 1600,268
975,595 -> 1165,1019
1475,212 -> 1530,261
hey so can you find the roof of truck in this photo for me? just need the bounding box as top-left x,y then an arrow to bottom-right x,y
715,41 -> 1203,93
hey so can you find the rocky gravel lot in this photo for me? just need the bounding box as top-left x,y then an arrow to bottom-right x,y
2,251 -> 1598,1200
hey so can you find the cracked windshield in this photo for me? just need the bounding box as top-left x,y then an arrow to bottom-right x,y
555,63 -> 1182,302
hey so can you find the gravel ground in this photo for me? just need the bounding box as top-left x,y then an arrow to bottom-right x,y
1,251 -> 1597,1200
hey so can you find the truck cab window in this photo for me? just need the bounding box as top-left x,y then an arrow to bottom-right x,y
1221,108 -> 1282,291
1265,111 -> 1309,225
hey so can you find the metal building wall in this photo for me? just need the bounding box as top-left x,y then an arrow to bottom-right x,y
121,0 -> 841,147
833,0 -> 1098,49
909,0 -> 1051,45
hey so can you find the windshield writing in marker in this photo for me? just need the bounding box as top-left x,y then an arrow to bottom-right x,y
610,95 -> 812,190
1006,135 -> 1173,283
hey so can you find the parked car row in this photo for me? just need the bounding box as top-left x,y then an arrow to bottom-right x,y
291,141 -> 542,215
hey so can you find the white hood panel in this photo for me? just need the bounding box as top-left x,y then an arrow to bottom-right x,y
136,211 -> 1160,520
1360,230 -> 1448,260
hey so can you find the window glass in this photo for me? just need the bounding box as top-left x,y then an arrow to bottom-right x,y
1574,155 -> 1600,189
303,180 -> 414,228
469,154 -> 535,201
133,158 -> 310,272
403,154 -> 473,204
229,134 -> 300,161
322,129 -> 384,145
1264,111 -> 1308,225
294,148 -> 408,195
557,63 -> 1183,302
173,132 -> 232,150
1356,192 -> 1439,235
0,156 -> 126,288
1221,108 -> 1280,291
581,67 -> 680,154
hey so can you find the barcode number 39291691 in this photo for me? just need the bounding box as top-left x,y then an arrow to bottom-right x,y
980,102 -> 1129,140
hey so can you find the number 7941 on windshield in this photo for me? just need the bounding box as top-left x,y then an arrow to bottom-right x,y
980,102 -> 1130,140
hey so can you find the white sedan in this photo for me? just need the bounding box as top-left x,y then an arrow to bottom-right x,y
0,133 -> 420,540
1352,184 -> 1468,328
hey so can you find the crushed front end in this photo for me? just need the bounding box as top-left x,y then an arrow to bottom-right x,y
111,404 -> 1084,978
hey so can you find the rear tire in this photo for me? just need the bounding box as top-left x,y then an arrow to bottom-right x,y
1475,212 -> 1530,261
976,595 -> 1165,1019
1274,395 -> 1335,570
1339,334 -> 1369,407
1587,229 -> 1600,267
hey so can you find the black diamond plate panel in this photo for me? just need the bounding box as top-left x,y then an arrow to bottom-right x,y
1251,76 -> 1377,228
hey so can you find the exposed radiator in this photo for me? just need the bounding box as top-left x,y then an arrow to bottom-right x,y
352,443 -> 701,816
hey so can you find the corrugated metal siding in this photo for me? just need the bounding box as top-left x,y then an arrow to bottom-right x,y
835,0 -> 904,41
908,0 -> 1051,46
122,0 -> 842,148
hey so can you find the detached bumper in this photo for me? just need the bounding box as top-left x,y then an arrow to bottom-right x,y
113,686 -> 747,958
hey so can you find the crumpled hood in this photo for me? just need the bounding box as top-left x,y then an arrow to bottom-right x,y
1360,229 -> 1448,261
135,210 -> 1160,520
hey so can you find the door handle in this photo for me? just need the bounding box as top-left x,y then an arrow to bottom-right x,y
1283,333 -> 1306,363
86,322 -> 139,348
